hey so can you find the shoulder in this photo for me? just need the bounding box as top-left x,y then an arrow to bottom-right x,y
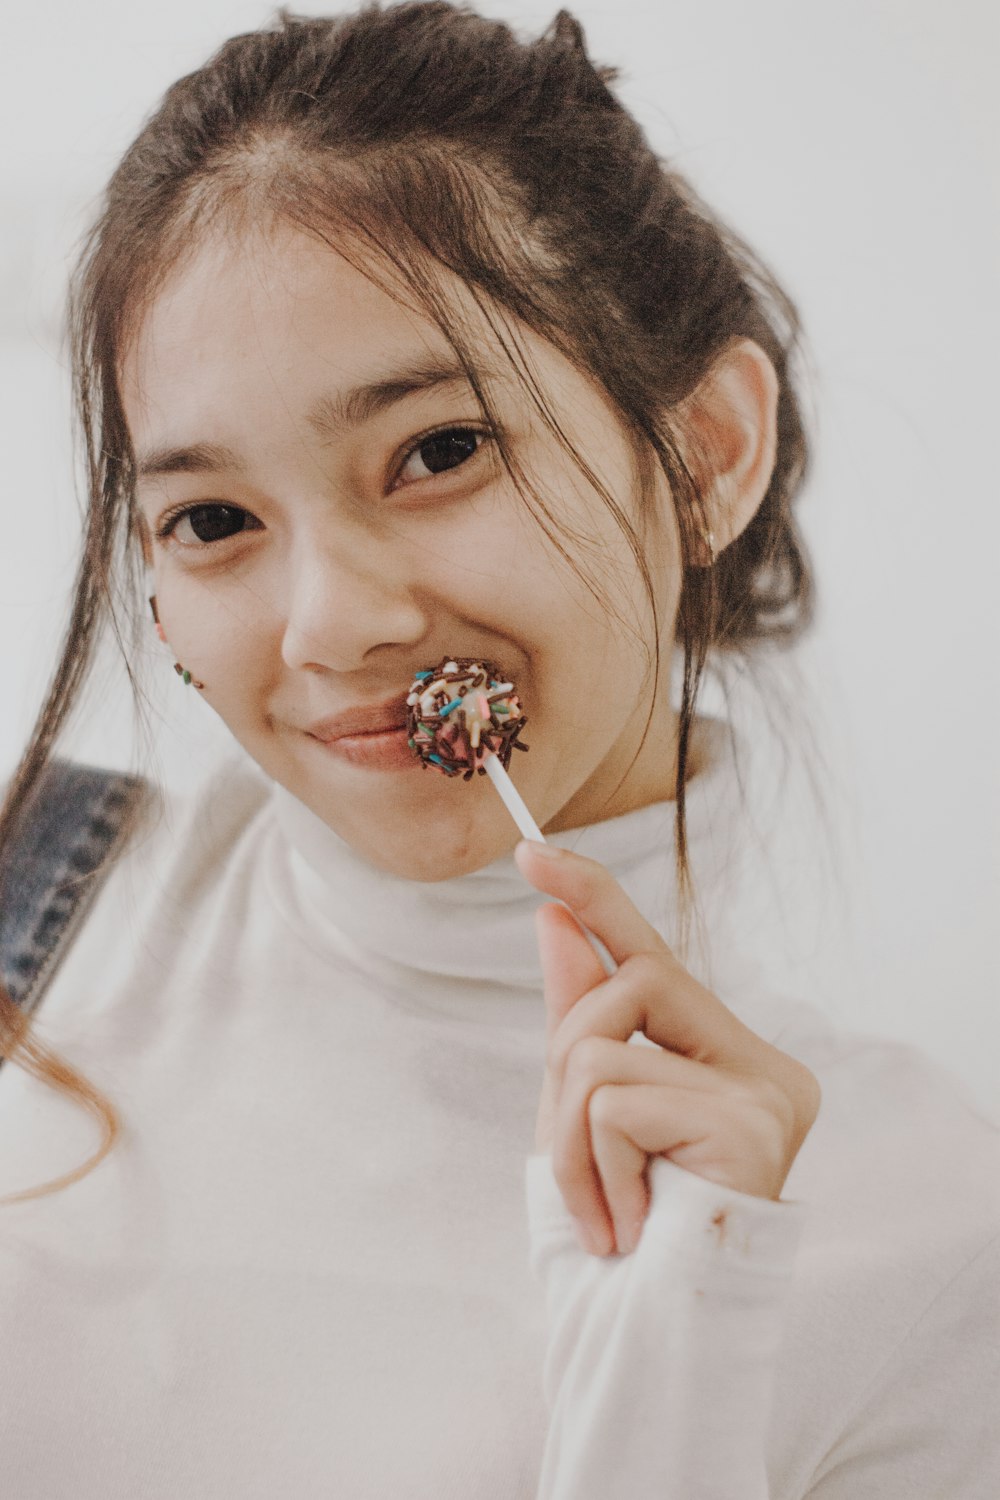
1,750 -> 271,848
138,749 -> 275,845
113,749 -> 277,899
787,1056 -> 1000,1490
704,947 -> 1000,1270
769,1004 -> 1000,1473
4,748 -> 277,939
0,749 -> 277,1021
791,1016 -> 1000,1265
758,984 -> 1000,1283
758,1003 -> 1000,1488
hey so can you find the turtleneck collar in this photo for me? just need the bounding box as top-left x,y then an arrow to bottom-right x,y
264,717 -> 746,1013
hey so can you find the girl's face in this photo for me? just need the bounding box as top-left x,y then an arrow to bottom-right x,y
123,223 -> 685,880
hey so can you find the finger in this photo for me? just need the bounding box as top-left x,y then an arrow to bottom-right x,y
552,1034 -> 729,1248
515,840 -> 663,963
534,902 -> 609,1152
588,1083 -> 728,1251
515,842 -> 767,1070
548,951 -> 766,1100
536,901 -> 608,1041
587,1092 -> 649,1255
591,1083 -> 789,1214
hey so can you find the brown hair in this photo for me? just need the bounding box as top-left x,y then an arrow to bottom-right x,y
0,1 -> 813,1202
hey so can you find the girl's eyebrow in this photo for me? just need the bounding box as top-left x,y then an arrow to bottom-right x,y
136,440 -> 240,481
134,356 -> 498,480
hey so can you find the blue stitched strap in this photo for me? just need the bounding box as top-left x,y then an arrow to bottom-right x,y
0,759 -> 151,1026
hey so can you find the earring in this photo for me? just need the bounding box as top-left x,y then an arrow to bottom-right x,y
148,595 -> 205,691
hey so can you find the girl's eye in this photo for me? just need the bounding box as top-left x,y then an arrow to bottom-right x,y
153,425 -> 490,549
155,504 -> 259,546
395,425 -> 487,485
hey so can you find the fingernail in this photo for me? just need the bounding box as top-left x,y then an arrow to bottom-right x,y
518,839 -> 564,859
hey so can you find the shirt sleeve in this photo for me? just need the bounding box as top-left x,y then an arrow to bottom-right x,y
524,1152 -> 808,1499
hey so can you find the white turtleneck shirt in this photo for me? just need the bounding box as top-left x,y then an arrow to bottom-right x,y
0,728 -> 997,1499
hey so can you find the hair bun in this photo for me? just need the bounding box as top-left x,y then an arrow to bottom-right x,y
549,8 -> 621,87
551,9 -> 587,52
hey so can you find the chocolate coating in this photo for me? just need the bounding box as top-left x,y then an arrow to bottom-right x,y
405,657 -> 529,779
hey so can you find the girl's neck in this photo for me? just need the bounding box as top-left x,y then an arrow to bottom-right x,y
542,708 -> 705,835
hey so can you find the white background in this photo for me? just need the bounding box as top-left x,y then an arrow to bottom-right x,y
0,0 -> 997,1118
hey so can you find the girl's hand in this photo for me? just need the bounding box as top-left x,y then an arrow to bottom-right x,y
514,840 -> 822,1257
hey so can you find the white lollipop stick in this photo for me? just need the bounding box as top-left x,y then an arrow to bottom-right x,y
483,751 -> 545,840
483,751 -> 616,977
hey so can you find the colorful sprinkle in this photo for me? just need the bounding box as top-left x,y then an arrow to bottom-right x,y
405,656 -> 528,777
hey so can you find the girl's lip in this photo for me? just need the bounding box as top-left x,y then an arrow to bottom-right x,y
308,725 -> 421,771
306,695 -> 411,741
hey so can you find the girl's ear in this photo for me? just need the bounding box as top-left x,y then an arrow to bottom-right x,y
676,337 -> 779,560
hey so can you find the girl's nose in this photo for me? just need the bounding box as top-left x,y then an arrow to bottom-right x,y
279,537 -> 430,673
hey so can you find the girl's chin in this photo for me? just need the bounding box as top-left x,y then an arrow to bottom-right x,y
336,801 -> 519,881
274,734 -> 542,874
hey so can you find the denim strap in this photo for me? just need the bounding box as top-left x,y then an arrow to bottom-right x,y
0,760 -> 152,1038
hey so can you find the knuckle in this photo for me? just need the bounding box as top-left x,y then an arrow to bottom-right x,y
621,949 -> 665,990
563,1033 -> 613,1085
765,1097 -> 796,1159
772,1058 -> 822,1130
587,1083 -> 617,1130
757,1074 -> 792,1117
764,1104 -> 789,1154
743,1072 -> 798,1133
739,1098 -> 786,1164
727,1074 -> 767,1107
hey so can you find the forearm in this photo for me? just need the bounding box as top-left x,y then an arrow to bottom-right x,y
526,1154 -> 808,1499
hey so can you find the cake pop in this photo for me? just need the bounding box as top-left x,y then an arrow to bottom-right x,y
406,658 -> 529,780
406,656 -> 615,976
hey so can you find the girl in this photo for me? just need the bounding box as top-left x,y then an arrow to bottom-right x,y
0,4 -> 996,1496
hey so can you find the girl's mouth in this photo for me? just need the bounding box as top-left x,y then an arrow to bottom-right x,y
308,726 -> 421,771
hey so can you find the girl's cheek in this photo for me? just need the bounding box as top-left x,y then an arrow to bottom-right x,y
156,589 -> 249,678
